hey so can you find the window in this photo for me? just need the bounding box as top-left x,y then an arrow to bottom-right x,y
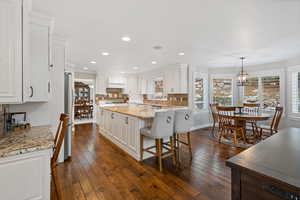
212,78 -> 233,106
261,76 -> 280,110
244,77 -> 259,104
242,72 -> 282,111
193,72 -> 208,110
291,71 -> 300,114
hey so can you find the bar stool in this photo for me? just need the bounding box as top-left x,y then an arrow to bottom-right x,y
140,110 -> 176,172
174,109 -> 194,161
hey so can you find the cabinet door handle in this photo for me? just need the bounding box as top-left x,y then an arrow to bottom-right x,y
30,86 -> 33,97
111,113 -> 114,119
48,81 -> 51,93
125,117 -> 128,124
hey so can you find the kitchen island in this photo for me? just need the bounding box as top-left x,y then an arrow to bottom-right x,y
226,128 -> 300,200
97,105 -> 159,161
0,126 -> 53,200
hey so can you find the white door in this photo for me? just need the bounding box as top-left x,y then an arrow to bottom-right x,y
0,0 -> 23,103
28,22 -> 50,102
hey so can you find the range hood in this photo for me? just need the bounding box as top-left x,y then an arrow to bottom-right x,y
107,76 -> 126,88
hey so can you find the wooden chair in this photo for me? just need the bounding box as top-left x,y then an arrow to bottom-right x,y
209,103 -> 219,137
243,103 -> 260,113
256,107 -> 283,139
217,106 -> 247,145
243,103 -> 260,136
51,114 -> 69,200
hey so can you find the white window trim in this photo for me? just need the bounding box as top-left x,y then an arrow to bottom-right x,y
192,72 -> 208,111
209,74 -> 237,106
287,65 -> 300,119
242,69 -> 285,112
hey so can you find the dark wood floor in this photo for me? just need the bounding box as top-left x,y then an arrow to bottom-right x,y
53,123 -> 244,200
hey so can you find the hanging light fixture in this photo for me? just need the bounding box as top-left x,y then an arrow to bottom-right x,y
237,57 -> 248,86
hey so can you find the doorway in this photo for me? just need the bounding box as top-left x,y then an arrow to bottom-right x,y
74,79 -> 96,124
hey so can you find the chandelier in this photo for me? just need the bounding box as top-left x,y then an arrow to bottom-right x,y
237,57 -> 248,86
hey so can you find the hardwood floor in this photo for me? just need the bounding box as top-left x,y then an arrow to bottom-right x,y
53,123 -> 244,200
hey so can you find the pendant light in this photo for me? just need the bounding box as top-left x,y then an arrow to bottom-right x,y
237,57 -> 248,86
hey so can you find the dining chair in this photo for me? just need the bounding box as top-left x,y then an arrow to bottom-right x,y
174,109 -> 194,161
256,107 -> 283,139
217,106 -> 247,145
209,103 -> 219,136
140,110 -> 176,172
243,103 -> 260,136
51,114 -> 69,200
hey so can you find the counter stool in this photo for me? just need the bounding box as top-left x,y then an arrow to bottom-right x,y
140,110 -> 175,172
174,109 -> 194,161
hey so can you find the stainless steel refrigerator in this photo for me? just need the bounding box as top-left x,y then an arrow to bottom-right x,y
64,72 -> 74,160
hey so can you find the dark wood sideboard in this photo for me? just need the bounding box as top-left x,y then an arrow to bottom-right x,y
226,128 -> 300,200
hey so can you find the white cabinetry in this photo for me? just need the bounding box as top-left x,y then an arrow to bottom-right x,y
28,12 -> 53,102
96,74 -> 107,94
125,75 -> 138,94
0,149 -> 52,200
0,0 -> 29,103
164,64 -> 188,94
137,76 -> 147,94
98,109 -> 147,160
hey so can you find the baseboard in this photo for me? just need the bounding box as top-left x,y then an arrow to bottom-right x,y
192,123 -> 213,131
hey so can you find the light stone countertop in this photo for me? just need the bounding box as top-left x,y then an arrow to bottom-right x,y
0,126 -> 54,158
102,105 -> 156,119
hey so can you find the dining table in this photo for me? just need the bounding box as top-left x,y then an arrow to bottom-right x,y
217,111 -> 272,144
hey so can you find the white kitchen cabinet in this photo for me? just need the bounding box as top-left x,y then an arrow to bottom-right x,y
146,79 -> 155,94
125,75 -> 138,94
99,109 -> 151,160
137,77 -> 147,94
96,74 -> 107,94
28,12 -> 53,102
0,0 -> 30,103
164,64 -> 188,94
0,149 -> 51,200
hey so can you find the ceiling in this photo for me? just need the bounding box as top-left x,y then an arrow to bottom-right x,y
32,0 -> 300,73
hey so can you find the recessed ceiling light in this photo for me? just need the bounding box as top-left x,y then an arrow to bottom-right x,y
101,52 -> 110,56
83,67 -> 88,70
90,61 -> 96,64
133,66 -> 139,70
178,52 -> 185,56
120,71 -> 125,74
121,36 -> 131,42
151,61 -> 157,65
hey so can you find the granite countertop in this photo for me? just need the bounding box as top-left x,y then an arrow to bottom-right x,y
0,126 -> 54,158
102,105 -> 156,119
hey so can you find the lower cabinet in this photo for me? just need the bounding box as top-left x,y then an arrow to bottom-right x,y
0,149 -> 51,200
97,109 -> 146,160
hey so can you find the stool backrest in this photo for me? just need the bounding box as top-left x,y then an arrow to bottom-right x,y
174,109 -> 193,133
151,110 -> 175,138
51,114 -> 69,168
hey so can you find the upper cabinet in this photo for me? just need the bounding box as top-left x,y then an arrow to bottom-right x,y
96,74 -> 107,94
0,0 -> 28,103
0,1 -> 53,104
27,12 -> 53,102
164,64 -> 188,94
